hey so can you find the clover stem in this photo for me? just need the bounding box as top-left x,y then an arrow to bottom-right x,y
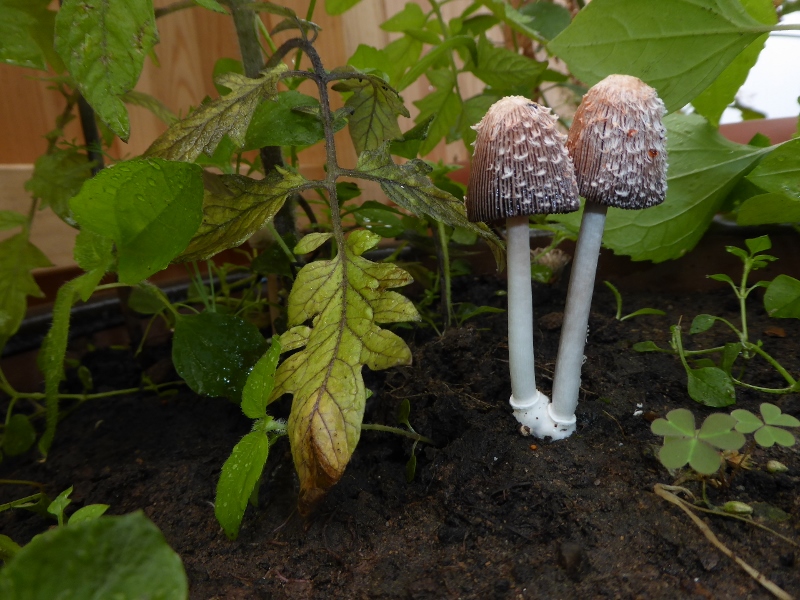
550,202 -> 608,429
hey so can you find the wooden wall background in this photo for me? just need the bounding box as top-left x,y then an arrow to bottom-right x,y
0,0 -> 490,269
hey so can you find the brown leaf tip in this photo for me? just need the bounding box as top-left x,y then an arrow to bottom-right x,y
466,96 -> 579,223
567,74 -> 667,209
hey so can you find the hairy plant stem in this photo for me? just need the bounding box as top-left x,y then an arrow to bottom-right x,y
361,423 -> 435,445
435,221 -> 453,328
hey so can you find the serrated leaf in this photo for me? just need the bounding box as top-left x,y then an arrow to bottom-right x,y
477,0 -> 539,39
2,414 -> 36,457
0,234 -> 51,345
121,90 -> 178,125
737,193 -> 800,226
692,0 -> 776,126
354,144 -> 504,267
381,2 -> 427,32
177,169 -> 307,263
244,90 -> 345,149
396,35 -> 477,91
294,233 -> 332,255
555,113 -> 771,262
472,35 -> 545,89
687,366 -> 736,407
0,211 -> 26,232
764,274 -> 800,318
68,504 -> 110,525
0,0 -> 55,70
215,431 -> 270,540
413,69 -> 461,155
70,158 -> 204,284
270,230 -> 420,513
241,337 -> 281,420
333,71 -> 409,155
172,311 -> 267,402
55,0 -> 158,141
0,512 -> 187,599
25,148 -> 93,221
548,0 -> 767,112
746,138 -> 800,201
518,1 -> 571,41
146,65 -> 287,161
690,314 -> 717,334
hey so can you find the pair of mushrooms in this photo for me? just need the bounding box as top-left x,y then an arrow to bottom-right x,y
466,74 -> 667,440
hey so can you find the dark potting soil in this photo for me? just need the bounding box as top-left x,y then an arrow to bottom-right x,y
2,272 -> 800,600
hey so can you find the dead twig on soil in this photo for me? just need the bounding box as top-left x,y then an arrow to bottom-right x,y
654,484 -> 793,600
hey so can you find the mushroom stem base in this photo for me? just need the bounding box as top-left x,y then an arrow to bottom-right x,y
511,392 -> 576,440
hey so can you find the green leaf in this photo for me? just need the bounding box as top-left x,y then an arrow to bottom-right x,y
325,0 -> 362,16
692,0 -> 776,126
245,90 -> 345,149
0,234 -> 51,346
651,408 -> 697,438
687,440 -> 727,474
413,69 -> 461,155
397,398 -> 411,425
755,426 -> 796,448
0,535 -> 21,563
55,0 -> 158,141
709,273 -> 736,286
396,35 -> 477,91
47,487 -> 72,525
745,235 -> 771,254
0,211 -> 26,232
732,408 -> 763,433
690,314 -> 717,334
548,0 -> 767,112
70,158 -> 204,284
764,274 -> 800,318
477,0 -> 540,39
0,0 -> 55,70
68,504 -> 110,525
687,366 -> 736,407
633,340 -> 662,352
381,2 -> 427,32
353,202 -> 406,238
25,148 -> 92,221
555,113 -> 771,262
294,232 -> 332,255
127,283 -> 169,315
761,402 -> 800,427
176,168 -> 307,263
271,230 -> 420,513
121,90 -> 179,125
518,1 -> 572,41
72,230 -> 114,298
721,342 -> 740,374
472,35 -> 545,89
172,311 -> 267,402
241,337 -> 282,420
0,512 -> 188,599
658,438 -> 696,470
146,65 -> 287,161
746,138 -> 800,201
2,414 -> 36,457
333,72 -> 409,155
215,431 -> 270,540
737,193 -> 800,225
698,413 -> 745,450
193,0 -> 227,13
355,144 -> 504,267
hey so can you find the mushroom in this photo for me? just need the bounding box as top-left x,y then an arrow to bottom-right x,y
549,75 -> 667,438
466,96 -> 579,434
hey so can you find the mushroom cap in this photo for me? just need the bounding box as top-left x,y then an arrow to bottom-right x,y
567,74 -> 667,209
466,96 -> 580,223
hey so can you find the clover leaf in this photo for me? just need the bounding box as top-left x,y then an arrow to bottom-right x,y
732,403 -> 800,448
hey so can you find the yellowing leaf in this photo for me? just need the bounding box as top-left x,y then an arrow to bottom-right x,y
175,168 -> 310,263
270,230 -> 419,513
146,65 -> 287,162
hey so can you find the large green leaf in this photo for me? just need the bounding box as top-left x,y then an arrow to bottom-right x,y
271,230 -> 419,513
764,274 -> 800,318
175,168 -> 309,263
55,0 -> 158,141
25,148 -> 94,221
0,0 -> 56,70
692,0 -> 776,126
412,69 -> 462,156
736,193 -> 800,225
70,158 -> 204,284
471,35 -> 545,90
549,0 -> 768,111
244,90 -> 341,150
333,71 -> 409,155
215,431 -> 269,540
746,138 -> 800,201
172,311 -> 267,402
0,234 -> 51,347
556,114 -> 771,262
0,512 -> 187,599
518,1 -> 571,41
354,144 -> 504,266
146,65 -> 287,162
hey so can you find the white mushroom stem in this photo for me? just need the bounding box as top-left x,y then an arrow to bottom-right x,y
550,202 -> 609,435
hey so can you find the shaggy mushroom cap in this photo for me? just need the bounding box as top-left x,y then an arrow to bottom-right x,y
567,74 -> 667,209
466,96 -> 580,223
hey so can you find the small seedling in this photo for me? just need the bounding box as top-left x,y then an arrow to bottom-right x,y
636,236 -> 800,406
603,281 -> 666,321
731,403 -> 800,447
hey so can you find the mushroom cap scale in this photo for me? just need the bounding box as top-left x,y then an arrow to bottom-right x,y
466,96 -> 580,223
567,74 -> 667,210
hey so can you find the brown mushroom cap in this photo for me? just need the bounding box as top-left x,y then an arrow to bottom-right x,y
466,96 -> 580,223
567,74 -> 667,209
